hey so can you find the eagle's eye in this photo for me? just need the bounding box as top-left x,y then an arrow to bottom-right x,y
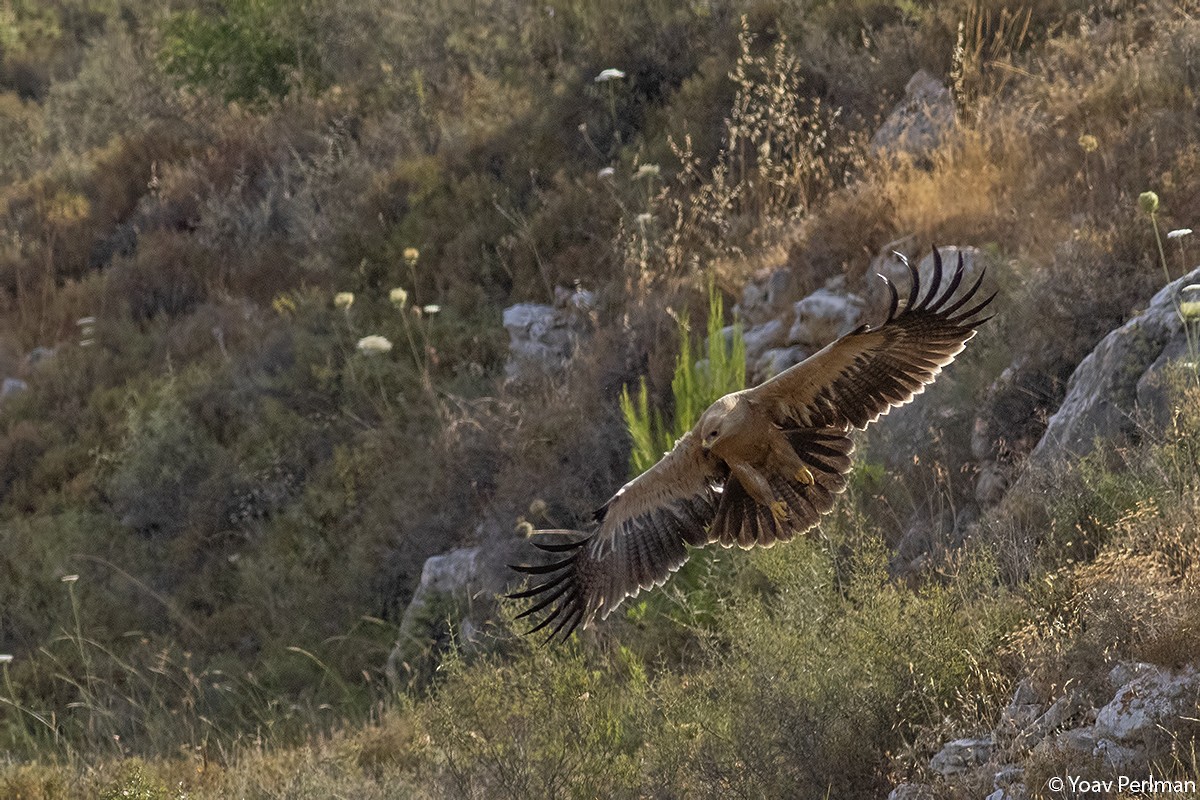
704,428 -> 719,443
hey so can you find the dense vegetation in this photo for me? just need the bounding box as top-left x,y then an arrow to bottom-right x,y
1,0 -> 1199,796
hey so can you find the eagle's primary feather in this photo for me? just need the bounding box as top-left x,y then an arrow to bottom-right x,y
509,249 -> 994,641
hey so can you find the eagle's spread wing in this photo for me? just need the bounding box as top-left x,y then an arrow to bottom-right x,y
749,250 -> 994,430
509,431 -> 724,642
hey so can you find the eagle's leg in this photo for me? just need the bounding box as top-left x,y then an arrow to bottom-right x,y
769,436 -> 814,486
730,462 -> 788,522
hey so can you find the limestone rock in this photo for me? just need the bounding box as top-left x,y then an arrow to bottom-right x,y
1030,266 -> 1200,465
1,377 -> 28,398
993,765 -> 1025,790
502,286 -> 596,381
1093,737 -> 1143,768
1107,661 -> 1156,691
930,736 -> 993,776
887,783 -> 935,800
741,317 -> 791,363
1094,664 -> 1200,743
734,266 -> 798,326
752,345 -> 808,382
387,537 -> 528,687
786,289 -> 863,350
985,786 -> 1027,800
997,679 -> 1043,737
870,69 -> 956,159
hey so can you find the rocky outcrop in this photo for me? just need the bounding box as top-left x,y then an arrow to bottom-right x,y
733,266 -> 799,327
894,661 -> 1200,798
787,288 -> 864,350
886,783 -> 935,800
929,736 -> 993,777
731,243 -> 984,385
387,536 -> 528,688
1091,663 -> 1200,760
1029,266 -> 1200,466
502,285 -> 596,381
1,377 -> 27,399
870,69 -> 956,160
2,344 -> 59,403
733,268 -> 866,383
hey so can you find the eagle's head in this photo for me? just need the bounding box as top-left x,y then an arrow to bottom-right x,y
698,394 -> 745,451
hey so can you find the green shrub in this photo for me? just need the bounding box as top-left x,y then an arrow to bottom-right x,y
616,281 -> 744,645
107,372 -> 219,538
159,0 -> 324,105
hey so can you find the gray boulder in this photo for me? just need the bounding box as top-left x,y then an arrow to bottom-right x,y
1034,663 -> 1200,769
1,377 -> 28,399
887,783 -> 935,800
753,345 -> 809,382
1030,267 -> 1200,465
929,736 -> 993,777
502,286 -> 596,381
786,289 -> 863,350
734,266 -> 798,326
870,69 -> 956,159
740,317 -> 791,363
387,537 -> 528,688
1094,663 -> 1200,744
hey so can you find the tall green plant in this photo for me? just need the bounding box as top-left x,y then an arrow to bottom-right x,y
620,283 -> 745,477
617,282 -> 745,638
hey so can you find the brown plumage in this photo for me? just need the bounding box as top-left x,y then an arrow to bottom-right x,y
509,250 -> 994,641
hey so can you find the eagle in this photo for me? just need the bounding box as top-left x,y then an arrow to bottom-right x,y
509,250 -> 994,641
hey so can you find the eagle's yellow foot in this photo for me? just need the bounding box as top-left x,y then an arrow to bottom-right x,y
769,499 -> 790,522
794,465 -> 814,485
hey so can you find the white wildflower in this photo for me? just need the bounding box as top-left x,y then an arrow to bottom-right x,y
597,167 -> 615,179
634,164 -> 660,180
635,212 -> 652,226
422,304 -> 441,315
61,574 -> 79,583
1167,228 -> 1193,240
0,654 -> 13,664
389,287 -> 409,308
594,68 -> 626,82
334,292 -> 355,310
356,335 -> 393,355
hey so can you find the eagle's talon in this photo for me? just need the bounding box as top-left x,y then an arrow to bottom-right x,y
794,465 -> 814,485
769,500 -> 790,522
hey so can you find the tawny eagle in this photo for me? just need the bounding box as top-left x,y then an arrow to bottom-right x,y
510,250 -> 994,641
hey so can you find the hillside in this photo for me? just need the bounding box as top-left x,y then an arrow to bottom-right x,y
1,1 -> 1199,797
